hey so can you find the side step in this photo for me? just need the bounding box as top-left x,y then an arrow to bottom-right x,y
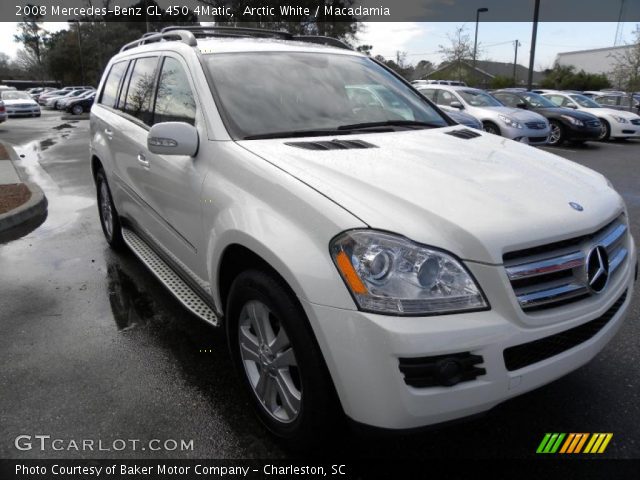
121,228 -> 218,325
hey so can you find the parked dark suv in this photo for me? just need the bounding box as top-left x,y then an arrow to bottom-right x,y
493,90 -> 601,146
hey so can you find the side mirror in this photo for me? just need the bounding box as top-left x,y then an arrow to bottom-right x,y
516,102 -> 527,109
450,101 -> 463,109
566,103 -> 577,109
147,122 -> 199,156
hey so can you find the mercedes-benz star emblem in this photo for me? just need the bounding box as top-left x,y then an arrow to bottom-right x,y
569,202 -> 584,211
586,245 -> 609,293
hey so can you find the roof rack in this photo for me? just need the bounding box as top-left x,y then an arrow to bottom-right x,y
120,25 -> 353,53
120,29 -> 196,52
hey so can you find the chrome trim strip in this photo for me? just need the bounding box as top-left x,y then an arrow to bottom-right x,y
506,251 -> 584,280
609,247 -> 628,274
599,224 -> 627,250
518,283 -> 589,309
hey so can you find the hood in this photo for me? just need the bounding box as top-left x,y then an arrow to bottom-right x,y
533,107 -> 598,121
487,106 -> 547,122
3,98 -> 38,106
238,127 -> 623,264
584,106 -> 640,119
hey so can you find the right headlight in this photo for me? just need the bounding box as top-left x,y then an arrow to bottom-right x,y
330,230 -> 489,316
498,114 -> 523,129
560,114 -> 584,126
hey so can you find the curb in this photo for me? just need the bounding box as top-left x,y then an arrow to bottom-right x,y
0,143 -> 48,234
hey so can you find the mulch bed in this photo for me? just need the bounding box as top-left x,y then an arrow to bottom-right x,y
0,143 -> 9,160
0,183 -> 31,214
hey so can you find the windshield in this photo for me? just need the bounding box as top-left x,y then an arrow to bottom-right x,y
522,92 -> 558,108
458,89 -> 503,107
203,52 -> 447,139
570,94 -> 601,108
1,91 -> 31,100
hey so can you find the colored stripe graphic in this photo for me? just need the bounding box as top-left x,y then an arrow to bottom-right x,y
539,433 -> 613,454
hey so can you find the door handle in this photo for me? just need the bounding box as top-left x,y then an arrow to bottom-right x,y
137,153 -> 150,168
104,128 -> 113,139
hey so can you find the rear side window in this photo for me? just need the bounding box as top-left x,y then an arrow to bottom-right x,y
99,61 -> 128,108
153,57 -> 196,126
122,57 -> 158,125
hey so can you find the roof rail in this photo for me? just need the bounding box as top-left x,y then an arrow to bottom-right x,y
161,25 -> 293,40
121,26 -> 352,53
120,29 -> 197,52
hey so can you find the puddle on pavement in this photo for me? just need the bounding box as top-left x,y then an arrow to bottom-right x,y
10,139 -> 95,236
40,138 -> 56,151
52,123 -> 76,130
107,263 -> 155,330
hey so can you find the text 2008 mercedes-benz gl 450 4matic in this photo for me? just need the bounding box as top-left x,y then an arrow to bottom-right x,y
90,27 -> 638,444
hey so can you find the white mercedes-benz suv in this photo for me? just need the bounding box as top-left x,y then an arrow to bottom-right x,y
90,27 -> 637,445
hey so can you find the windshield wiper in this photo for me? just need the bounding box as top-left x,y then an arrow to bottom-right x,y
337,120 -> 443,130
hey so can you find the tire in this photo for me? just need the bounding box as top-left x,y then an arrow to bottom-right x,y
226,269 -> 341,447
597,119 -> 610,141
483,121 -> 501,136
71,104 -> 83,115
547,120 -> 565,146
96,169 -> 124,250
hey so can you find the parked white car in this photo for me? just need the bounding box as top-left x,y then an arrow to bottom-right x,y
0,90 -> 41,117
90,27 -> 637,445
419,85 -> 551,145
542,91 -> 640,141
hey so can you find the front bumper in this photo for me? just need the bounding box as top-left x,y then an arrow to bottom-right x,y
304,240 -> 636,430
6,108 -> 40,117
565,124 -> 602,141
610,122 -> 640,138
502,125 -> 550,145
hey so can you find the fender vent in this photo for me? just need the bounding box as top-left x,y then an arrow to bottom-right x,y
285,139 -> 377,150
444,129 -> 482,139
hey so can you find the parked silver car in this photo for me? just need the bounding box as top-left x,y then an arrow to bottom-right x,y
420,85 -> 551,145
416,87 -> 481,129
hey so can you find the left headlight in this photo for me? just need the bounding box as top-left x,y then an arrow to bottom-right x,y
613,115 -> 628,123
498,114 -> 523,129
330,230 -> 489,315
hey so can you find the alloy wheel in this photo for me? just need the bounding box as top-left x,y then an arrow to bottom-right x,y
99,181 -> 114,239
548,123 -> 562,145
238,300 -> 301,423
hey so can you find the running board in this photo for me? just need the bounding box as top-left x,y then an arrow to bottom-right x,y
121,228 -> 219,325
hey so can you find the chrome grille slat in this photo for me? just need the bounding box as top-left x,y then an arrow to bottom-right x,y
504,215 -> 628,312
506,251 -> 584,281
518,283 -> 589,309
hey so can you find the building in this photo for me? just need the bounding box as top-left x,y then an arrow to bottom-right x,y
424,60 -> 545,88
555,45 -> 634,76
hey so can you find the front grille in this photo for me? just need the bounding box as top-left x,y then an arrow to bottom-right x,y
399,352 -> 486,388
528,136 -> 548,143
503,290 -> 627,371
504,215 -> 628,312
526,121 -> 547,129
585,119 -> 601,127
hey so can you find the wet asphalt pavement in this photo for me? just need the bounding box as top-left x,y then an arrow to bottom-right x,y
0,111 -> 638,459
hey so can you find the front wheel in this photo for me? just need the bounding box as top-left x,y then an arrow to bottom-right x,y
226,270 -> 340,447
96,169 -> 124,250
72,104 -> 83,115
483,121 -> 501,136
597,119 -> 611,141
547,120 -> 564,146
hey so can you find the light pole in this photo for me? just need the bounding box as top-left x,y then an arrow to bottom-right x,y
473,7 -> 488,70
69,20 -> 86,85
527,0 -> 541,91
513,40 -> 521,85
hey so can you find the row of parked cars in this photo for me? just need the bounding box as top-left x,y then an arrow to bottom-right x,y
36,86 -> 96,115
410,82 -> 640,146
0,85 -> 41,120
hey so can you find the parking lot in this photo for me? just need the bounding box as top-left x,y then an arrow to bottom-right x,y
0,110 -> 638,459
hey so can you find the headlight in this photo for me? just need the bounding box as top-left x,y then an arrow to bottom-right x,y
498,114 -> 523,129
560,115 -> 584,126
330,230 -> 488,315
613,116 -> 628,123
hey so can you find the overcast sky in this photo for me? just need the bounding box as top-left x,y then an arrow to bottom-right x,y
0,22 -> 636,71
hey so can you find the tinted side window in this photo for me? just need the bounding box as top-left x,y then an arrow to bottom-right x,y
99,61 -> 128,108
122,57 -> 158,125
495,93 -> 518,107
418,88 -> 436,101
439,90 -> 456,106
154,57 -> 196,126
